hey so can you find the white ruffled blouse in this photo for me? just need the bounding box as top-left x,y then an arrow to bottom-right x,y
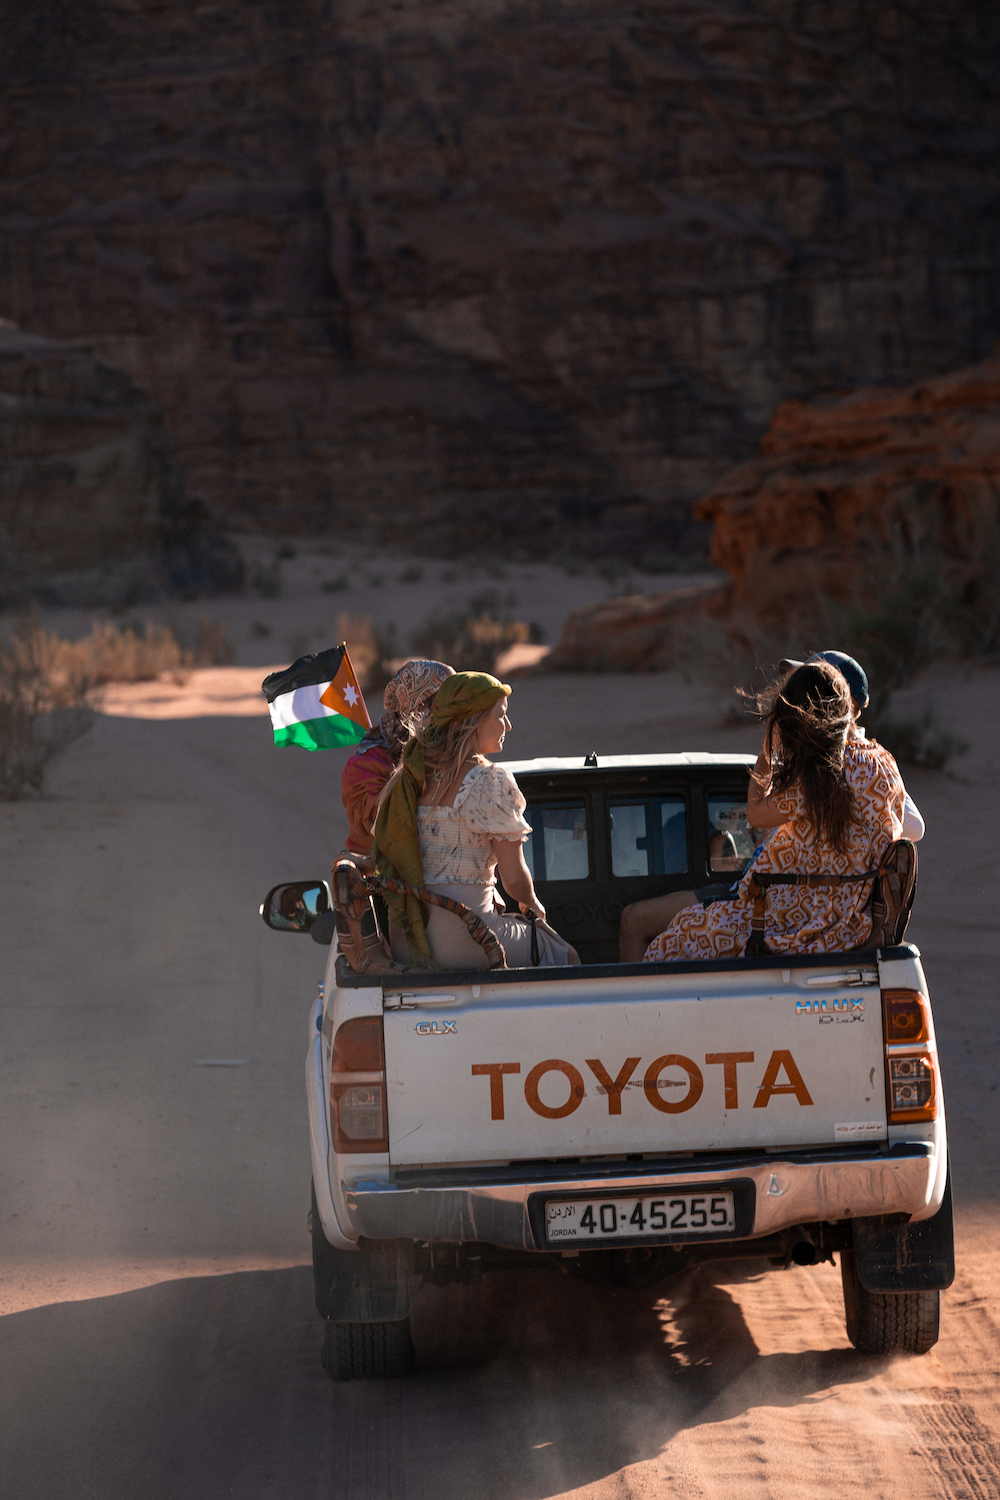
417,762 -> 531,885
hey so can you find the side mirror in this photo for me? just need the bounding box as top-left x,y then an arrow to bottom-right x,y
260,880 -> 332,934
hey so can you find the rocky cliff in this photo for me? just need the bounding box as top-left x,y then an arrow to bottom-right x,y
2,1 -> 998,556
0,325 -> 242,606
548,349 -> 1000,666
696,349 -> 1000,628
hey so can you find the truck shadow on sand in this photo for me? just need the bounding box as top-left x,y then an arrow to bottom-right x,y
1,1261 -> 888,1500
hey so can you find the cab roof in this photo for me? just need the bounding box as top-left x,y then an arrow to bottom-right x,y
502,752 -> 756,774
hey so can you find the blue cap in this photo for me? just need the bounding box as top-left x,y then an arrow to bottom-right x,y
814,651 -> 869,709
778,651 -> 870,709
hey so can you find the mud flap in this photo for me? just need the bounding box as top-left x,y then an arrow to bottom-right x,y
852,1165 -> 955,1293
312,1207 -> 414,1321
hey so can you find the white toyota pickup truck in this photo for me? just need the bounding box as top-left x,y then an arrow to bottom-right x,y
262,752 -> 953,1380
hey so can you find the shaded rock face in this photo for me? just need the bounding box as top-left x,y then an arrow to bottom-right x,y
2,2 -> 999,556
696,350 -> 1000,627
547,580 -> 728,669
0,326 -> 242,606
547,349 -> 1000,666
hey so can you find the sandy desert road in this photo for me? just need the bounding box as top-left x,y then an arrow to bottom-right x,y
2,667 -> 1000,1500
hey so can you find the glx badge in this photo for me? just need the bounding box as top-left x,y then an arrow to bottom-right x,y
415,1019 -> 457,1035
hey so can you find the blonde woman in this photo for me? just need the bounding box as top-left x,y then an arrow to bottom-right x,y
372,671 -> 580,969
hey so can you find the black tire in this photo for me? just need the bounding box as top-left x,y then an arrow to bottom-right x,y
321,1317 -> 415,1380
841,1249 -> 940,1355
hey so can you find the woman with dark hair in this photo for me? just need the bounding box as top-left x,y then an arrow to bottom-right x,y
644,659 -> 906,961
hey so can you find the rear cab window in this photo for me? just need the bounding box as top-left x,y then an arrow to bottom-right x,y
510,760 -> 753,964
609,796 -> 688,877
523,801 -> 590,882
707,794 -> 757,876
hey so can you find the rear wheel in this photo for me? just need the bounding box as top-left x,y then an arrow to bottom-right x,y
841,1249 -> 940,1355
321,1317 -> 415,1380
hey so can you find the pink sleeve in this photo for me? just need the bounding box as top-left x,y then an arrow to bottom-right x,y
341,747 -> 393,852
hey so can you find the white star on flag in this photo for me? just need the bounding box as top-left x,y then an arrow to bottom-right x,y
343,683 -> 360,707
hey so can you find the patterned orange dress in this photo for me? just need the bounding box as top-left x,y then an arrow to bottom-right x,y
644,739 -> 906,962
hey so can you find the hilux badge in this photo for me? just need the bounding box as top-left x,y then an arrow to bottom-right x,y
415,1019 -> 457,1035
795,996 -> 864,1021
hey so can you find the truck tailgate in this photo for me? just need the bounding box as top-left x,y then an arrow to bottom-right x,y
382,970 -> 885,1166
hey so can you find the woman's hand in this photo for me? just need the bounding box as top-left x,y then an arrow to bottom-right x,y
519,898 -> 546,922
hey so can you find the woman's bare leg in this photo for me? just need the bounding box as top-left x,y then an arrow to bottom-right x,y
619,891 -> 698,962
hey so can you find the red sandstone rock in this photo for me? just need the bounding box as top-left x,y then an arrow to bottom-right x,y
695,352 -> 1000,628
547,351 -> 1000,666
547,581 -> 728,671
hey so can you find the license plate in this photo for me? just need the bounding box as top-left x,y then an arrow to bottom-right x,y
545,1190 -> 736,1244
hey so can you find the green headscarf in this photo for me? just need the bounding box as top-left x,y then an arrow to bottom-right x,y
372,672 -> 512,960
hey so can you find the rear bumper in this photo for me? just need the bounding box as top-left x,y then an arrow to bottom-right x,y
343,1142 -> 939,1251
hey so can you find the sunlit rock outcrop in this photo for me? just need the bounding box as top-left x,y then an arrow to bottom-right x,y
548,350 -> 1000,665
696,350 -> 1000,628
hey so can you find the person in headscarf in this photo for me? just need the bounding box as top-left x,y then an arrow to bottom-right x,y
372,671 -> 580,969
340,659 -> 454,863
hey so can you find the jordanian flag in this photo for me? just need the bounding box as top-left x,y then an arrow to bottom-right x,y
262,644 -> 372,750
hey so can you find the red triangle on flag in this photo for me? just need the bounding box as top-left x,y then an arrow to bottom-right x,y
319,648 -> 371,729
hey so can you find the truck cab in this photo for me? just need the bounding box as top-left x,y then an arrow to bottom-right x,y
262,752 -> 953,1379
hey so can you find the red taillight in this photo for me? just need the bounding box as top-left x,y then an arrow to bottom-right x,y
331,1017 -> 388,1153
882,988 -> 929,1045
882,987 -> 937,1123
885,1054 -> 937,1123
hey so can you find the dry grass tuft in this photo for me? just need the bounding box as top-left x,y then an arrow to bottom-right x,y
0,617 -> 236,798
410,591 -> 542,673
0,625 -> 95,799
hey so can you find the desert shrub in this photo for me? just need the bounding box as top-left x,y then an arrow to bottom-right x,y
0,617 -> 238,799
0,625 -> 95,799
192,617 -> 236,665
841,566 -> 946,715
410,591 -> 542,672
868,706 -> 968,771
331,613 -> 385,688
831,564 -> 969,769
38,620 -> 185,688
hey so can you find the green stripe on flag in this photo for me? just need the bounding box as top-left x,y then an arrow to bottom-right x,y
274,715 -> 366,750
